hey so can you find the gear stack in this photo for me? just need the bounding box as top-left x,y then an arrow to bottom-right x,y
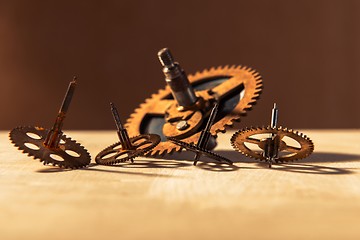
126,48 -> 263,156
95,103 -> 161,165
231,104 -> 314,168
168,103 -> 233,166
9,79 -> 91,169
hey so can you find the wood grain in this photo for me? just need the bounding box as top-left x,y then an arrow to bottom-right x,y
1,130 -> 360,240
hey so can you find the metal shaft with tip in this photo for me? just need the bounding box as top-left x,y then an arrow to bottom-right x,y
194,103 -> 219,165
44,78 -> 77,148
158,48 -> 197,108
110,102 -> 132,150
271,103 -> 278,128
264,103 -> 280,167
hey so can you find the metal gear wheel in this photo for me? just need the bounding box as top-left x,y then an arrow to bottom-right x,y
167,137 -> 232,165
126,65 -> 263,156
95,134 -> 161,165
10,126 -> 91,169
230,126 -> 314,163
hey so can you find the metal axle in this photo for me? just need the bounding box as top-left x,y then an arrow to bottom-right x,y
110,102 -> 133,150
264,103 -> 280,167
194,103 -> 219,165
158,48 -> 197,108
44,78 -> 77,148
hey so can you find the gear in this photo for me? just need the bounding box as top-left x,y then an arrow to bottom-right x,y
10,126 -> 91,169
9,79 -> 91,169
126,65 -> 263,156
230,126 -> 314,163
167,137 -> 233,165
95,134 -> 161,165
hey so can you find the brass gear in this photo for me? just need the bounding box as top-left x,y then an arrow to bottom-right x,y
126,65 -> 263,156
230,126 -> 314,163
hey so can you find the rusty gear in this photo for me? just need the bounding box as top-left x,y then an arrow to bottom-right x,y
95,134 -> 161,165
126,65 -> 263,156
230,126 -> 314,163
10,126 -> 91,169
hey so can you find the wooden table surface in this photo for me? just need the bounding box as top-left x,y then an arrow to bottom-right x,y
1,130 -> 360,240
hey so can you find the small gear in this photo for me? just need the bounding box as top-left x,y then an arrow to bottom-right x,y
10,126 -> 90,169
126,48 -> 263,156
231,104 -> 314,167
9,79 -> 91,169
96,134 -> 161,165
167,137 -> 232,165
95,103 -> 161,165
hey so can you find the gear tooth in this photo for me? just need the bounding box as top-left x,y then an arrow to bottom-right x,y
149,150 -> 160,157
255,73 -> 262,78
247,67 -> 255,73
197,68 -> 208,76
216,66 -> 224,71
157,149 -> 165,156
175,145 -> 182,152
230,64 -> 237,69
252,93 -> 260,99
167,147 -> 176,155
208,66 -> 216,72
193,70 -> 202,77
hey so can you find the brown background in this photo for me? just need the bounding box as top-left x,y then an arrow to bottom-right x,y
0,0 -> 359,130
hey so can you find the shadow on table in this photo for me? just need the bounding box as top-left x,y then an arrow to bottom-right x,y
36,162 -> 186,178
150,151 -> 243,172
211,150 -> 359,174
213,150 -> 360,164
36,151 -> 359,175
109,159 -> 191,169
263,163 -> 352,175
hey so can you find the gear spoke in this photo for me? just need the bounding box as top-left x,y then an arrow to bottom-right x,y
284,145 -> 301,153
245,137 -> 261,145
133,140 -> 152,148
113,150 -> 131,161
210,76 -> 244,100
148,99 -> 173,115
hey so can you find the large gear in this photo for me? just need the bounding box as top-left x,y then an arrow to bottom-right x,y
126,65 -> 263,156
231,126 -> 314,163
10,126 -> 91,169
